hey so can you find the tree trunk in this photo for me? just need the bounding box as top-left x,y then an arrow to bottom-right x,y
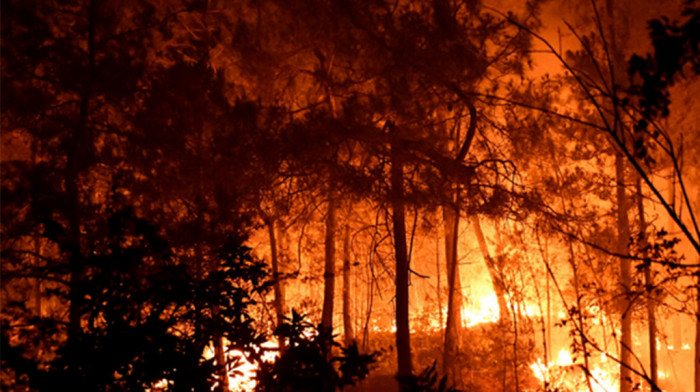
390,125 -> 412,384
31,135 -> 43,320
637,179 -> 658,391
33,238 -> 42,318
470,215 -> 509,321
66,147 -> 84,376
436,233 -> 443,329
214,332 -> 230,392
440,95 -> 477,385
322,193 -> 337,340
601,1 -> 634,388
267,217 -> 286,333
321,55 -> 339,335
616,153 -> 633,392
695,280 -> 700,392
66,4 -> 96,384
443,205 -> 462,379
342,225 -> 354,346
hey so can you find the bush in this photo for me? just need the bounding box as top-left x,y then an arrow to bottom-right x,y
255,311 -> 377,392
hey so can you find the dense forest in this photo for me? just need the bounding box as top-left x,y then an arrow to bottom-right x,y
2,0 -> 700,391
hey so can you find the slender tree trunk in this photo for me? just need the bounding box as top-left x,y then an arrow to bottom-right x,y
546,250 -> 552,364
616,154 -> 633,392
32,138 -> 43,320
66,152 -> 84,364
213,323 -> 230,392
567,240 -> 595,392
443,206 -> 462,380
320,54 -> 339,335
362,264 -> 374,352
637,179 -> 658,391
601,1 -> 634,388
436,233 -> 443,329
440,97 -> 477,385
321,195 -> 337,332
267,217 -> 286,333
390,125 -> 412,385
470,215 -> 509,321
695,278 -> 700,392
202,5 -> 230,387
66,5 -> 96,386
34,239 -> 42,318
342,225 -> 354,346
512,300 -> 520,392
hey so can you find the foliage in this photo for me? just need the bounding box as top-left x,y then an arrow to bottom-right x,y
398,361 -> 461,392
627,1 -> 700,119
255,311 -> 377,392
1,206 -> 271,391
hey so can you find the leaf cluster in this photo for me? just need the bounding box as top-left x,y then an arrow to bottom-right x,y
255,310 -> 377,392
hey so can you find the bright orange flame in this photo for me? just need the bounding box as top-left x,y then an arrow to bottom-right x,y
461,292 -> 500,327
530,350 -> 619,392
226,343 -> 279,391
200,340 -> 279,392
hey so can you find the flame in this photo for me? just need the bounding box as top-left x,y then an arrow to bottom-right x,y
150,348 -> 267,392
225,350 -> 259,391
209,330 -> 326,391
457,288 -> 543,327
461,291 -> 500,327
556,348 -> 573,366
226,350 -> 276,391
222,340 -> 279,391
589,356 -> 619,392
143,339 -> 278,392
530,349 -> 619,392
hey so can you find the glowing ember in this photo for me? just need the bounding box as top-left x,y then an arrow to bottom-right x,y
151,379 -> 168,391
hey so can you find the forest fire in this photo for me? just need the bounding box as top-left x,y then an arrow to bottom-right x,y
460,287 -> 501,328
2,0 -> 700,392
530,350 -> 619,392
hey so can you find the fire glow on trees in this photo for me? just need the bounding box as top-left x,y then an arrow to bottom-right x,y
2,0 -> 699,392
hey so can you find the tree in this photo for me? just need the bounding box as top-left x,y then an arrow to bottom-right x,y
498,1 -> 699,390
2,0 -> 173,387
1,1 -> 277,390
